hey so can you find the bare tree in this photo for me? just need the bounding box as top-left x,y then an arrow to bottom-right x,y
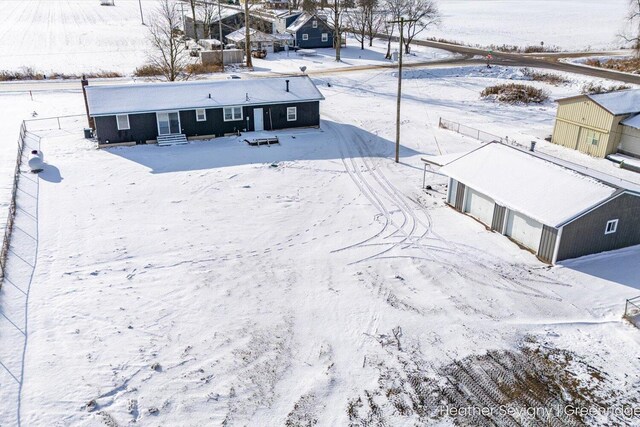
401,0 -> 439,54
346,1 -> 369,49
381,0 -> 405,59
364,0 -> 383,47
302,0 -> 317,13
244,0 -> 253,68
148,0 -> 192,81
325,1 -> 346,61
199,1 -> 218,39
621,0 -> 640,56
188,0 -> 199,41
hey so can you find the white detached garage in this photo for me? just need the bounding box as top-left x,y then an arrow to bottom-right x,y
439,143 -> 625,263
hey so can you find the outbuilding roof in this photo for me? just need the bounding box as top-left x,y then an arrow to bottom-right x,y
558,89 -> 640,116
439,143 -> 619,227
621,113 -> 640,129
85,76 -> 324,117
226,27 -> 282,43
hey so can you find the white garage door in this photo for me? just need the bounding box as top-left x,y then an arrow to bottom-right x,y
463,188 -> 494,226
506,211 -> 543,251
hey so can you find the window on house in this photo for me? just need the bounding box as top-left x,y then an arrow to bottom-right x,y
605,219 -> 618,234
287,107 -> 297,121
116,114 -> 130,130
312,20 -> 318,28
196,109 -> 206,122
302,34 -> 309,41
223,106 -> 242,121
321,33 -> 328,42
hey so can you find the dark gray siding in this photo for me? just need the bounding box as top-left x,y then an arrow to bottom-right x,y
454,182 -> 466,211
538,225 -> 558,263
491,205 -> 506,232
556,193 -> 640,261
94,101 -> 320,144
95,113 -> 157,144
295,19 -> 333,48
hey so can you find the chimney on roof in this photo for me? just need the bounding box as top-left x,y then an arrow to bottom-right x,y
530,141 -> 536,152
285,79 -> 289,92
81,76 -> 95,130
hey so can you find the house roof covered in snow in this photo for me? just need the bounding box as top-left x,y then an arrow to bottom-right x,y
85,76 -> 324,116
439,143 -> 620,227
225,27 -> 290,43
558,89 -> 640,116
286,12 -> 328,33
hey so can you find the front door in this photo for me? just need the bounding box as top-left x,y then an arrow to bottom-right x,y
253,108 -> 264,131
157,111 -> 181,135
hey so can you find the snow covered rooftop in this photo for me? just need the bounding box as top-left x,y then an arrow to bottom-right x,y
621,113 -> 640,129
286,12 -> 326,33
85,76 -> 324,116
226,27 -> 282,43
587,89 -> 640,116
439,143 -> 619,227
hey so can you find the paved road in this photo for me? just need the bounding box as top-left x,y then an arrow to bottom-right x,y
0,41 -> 638,92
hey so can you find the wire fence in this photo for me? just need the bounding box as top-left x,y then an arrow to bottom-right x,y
0,121 -> 28,283
438,117 -> 504,144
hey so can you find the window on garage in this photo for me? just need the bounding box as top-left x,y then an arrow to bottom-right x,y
287,107 -> 297,121
116,114 -> 130,130
196,109 -> 206,122
605,219 -> 618,234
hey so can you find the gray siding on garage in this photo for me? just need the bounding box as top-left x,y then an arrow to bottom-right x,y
556,193 -> 640,261
538,225 -> 558,263
491,205 -> 506,232
454,182 -> 466,211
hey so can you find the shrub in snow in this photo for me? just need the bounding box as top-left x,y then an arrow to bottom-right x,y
581,81 -> 631,95
481,83 -> 549,104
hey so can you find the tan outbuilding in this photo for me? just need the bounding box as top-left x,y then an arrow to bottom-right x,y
552,89 -> 640,158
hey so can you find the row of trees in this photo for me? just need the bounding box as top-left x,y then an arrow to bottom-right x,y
146,0 -> 440,80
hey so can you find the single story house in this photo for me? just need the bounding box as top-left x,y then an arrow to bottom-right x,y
286,12 -> 333,49
438,143 -> 640,263
552,89 -> 640,158
85,76 -> 324,146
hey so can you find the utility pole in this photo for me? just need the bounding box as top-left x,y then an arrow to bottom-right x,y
388,17 -> 417,163
138,0 -> 144,25
218,0 -> 224,69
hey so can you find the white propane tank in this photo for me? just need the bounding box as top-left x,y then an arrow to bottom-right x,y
28,150 -> 44,173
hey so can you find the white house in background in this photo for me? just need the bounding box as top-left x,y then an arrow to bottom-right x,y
438,143 -> 640,263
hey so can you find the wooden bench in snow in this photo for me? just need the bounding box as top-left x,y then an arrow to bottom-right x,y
297,49 -> 317,56
157,134 -> 188,146
245,137 -> 280,146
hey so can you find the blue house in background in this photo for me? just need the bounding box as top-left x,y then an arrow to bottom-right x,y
286,12 -> 333,49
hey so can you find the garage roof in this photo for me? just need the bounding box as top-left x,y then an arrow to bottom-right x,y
558,89 -> 640,116
439,143 -> 618,227
85,76 -> 324,116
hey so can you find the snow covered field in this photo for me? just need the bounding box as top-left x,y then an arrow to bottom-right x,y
1,66 -> 640,425
0,0 -> 631,76
432,0 -> 629,51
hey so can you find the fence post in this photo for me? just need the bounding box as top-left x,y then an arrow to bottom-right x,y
57,117 -> 61,130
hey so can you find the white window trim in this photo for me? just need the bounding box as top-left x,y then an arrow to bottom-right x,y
223,106 -> 243,122
116,114 -> 130,130
321,33 -> 328,42
287,106 -> 297,122
605,219 -> 618,235
196,108 -> 207,122
312,20 -> 318,28
302,34 -> 309,41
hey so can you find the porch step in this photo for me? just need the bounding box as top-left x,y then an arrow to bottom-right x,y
157,134 -> 188,146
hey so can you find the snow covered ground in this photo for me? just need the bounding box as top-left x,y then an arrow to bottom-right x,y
432,0 -> 629,51
1,66 -> 640,425
0,0 -> 631,76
